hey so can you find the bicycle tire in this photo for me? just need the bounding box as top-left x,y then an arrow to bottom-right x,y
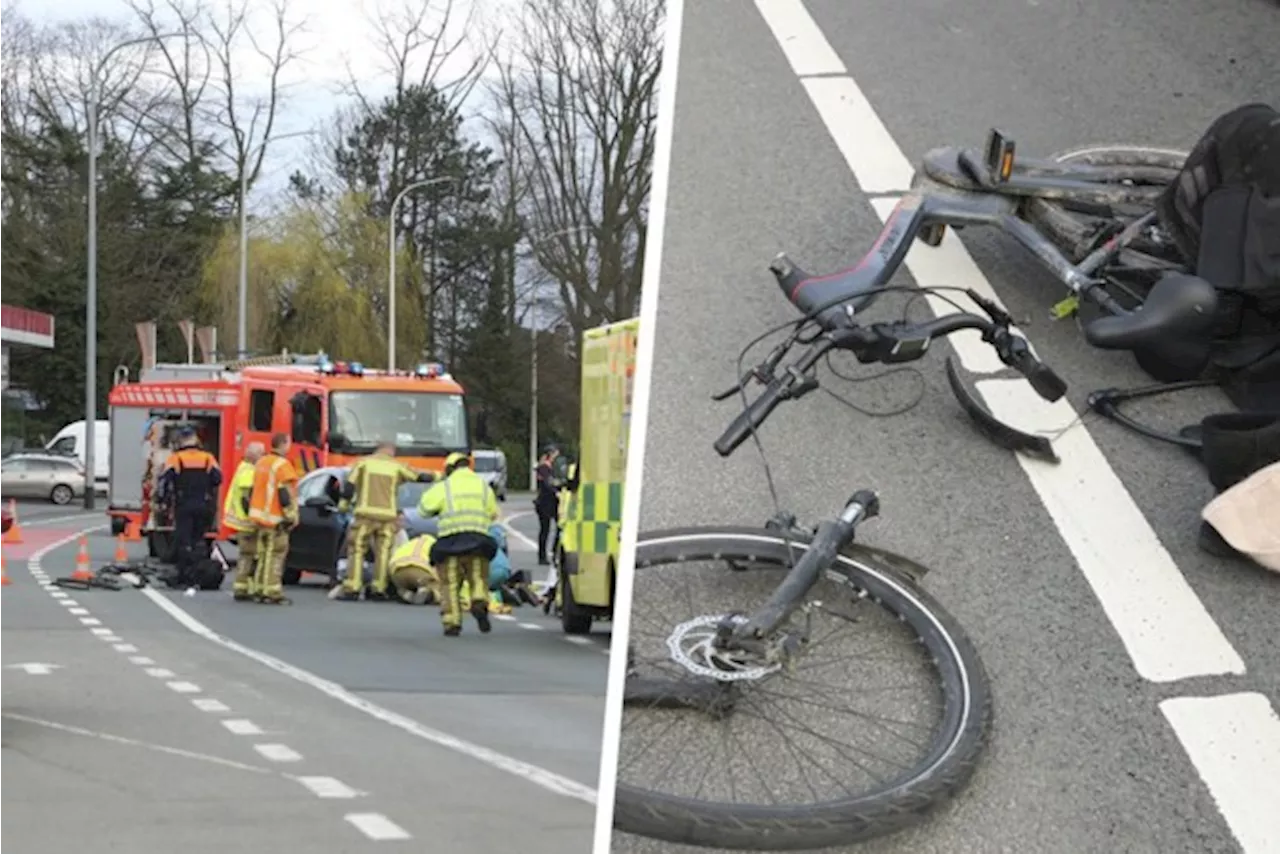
614,527 -> 993,851
1023,145 -> 1187,261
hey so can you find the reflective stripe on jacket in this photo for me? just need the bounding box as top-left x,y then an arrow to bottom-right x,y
390,534 -> 438,571
248,454 -> 299,528
418,468 -> 498,538
348,454 -> 418,521
222,460 -> 257,531
162,448 -> 222,508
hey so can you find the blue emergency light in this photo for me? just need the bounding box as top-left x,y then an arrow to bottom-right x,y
317,356 -> 335,374
348,361 -> 365,376
414,362 -> 444,378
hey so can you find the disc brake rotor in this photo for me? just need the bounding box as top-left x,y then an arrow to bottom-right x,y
666,615 -> 782,682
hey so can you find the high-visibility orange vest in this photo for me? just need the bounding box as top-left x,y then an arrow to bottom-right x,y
247,453 -> 299,529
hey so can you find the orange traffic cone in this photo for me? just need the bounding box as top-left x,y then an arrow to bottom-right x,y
123,518 -> 143,542
2,500 -> 23,545
70,537 -> 94,582
114,534 -> 129,564
2,553 -> 11,587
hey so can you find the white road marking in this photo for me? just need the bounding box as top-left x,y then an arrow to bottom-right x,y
979,380 -> 1245,681
222,719 -> 264,736
799,77 -> 914,193
344,813 -> 411,841
90,628 -> 115,637
129,656 -> 156,666
2,712 -> 276,776
518,622 -> 544,631
59,599 -> 78,607
296,776 -> 362,799
753,0 -> 845,76
140,586 -> 599,805
1161,693 -> 1280,853
493,613 -> 517,621
193,698 -> 231,713
563,636 -> 593,646
113,643 -> 139,653
79,617 -> 102,626
68,607 -> 89,616
751,0 -> 1245,686
254,743 -> 303,763
167,681 -> 202,694
498,511 -> 539,550
145,667 -> 177,679
6,662 -> 62,675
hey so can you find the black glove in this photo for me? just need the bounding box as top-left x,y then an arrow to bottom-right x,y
417,472 -> 434,483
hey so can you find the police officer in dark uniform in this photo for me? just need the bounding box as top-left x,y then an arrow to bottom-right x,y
159,426 -> 222,583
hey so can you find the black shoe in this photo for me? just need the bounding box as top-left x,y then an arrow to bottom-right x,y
233,591 -> 254,602
259,594 -> 292,605
444,625 -> 462,637
470,601 -> 492,634
1198,521 -> 1249,561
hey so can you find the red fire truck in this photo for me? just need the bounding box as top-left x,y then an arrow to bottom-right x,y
106,352 -> 471,558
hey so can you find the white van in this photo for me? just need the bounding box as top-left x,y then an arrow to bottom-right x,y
46,420 -> 110,486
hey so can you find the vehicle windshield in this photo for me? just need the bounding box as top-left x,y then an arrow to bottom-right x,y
397,481 -> 429,512
328,390 -> 468,456
473,455 -> 499,473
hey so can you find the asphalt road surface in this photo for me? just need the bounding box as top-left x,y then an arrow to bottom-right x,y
2,495 -> 608,853
614,2 -> 1279,853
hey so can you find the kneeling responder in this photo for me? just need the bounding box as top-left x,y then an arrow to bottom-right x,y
334,439 -> 431,601
418,452 -> 501,636
388,532 -> 440,605
160,426 -> 222,584
228,442 -> 265,601
246,433 -> 299,604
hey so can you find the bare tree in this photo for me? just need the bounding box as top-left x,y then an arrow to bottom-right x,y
126,0 -> 306,192
343,0 -> 490,126
492,0 -> 664,335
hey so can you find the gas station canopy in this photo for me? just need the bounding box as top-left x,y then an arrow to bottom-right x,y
1,304 -> 55,349
2,304 -> 55,393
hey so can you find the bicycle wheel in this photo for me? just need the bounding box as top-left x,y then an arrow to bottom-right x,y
1024,145 -> 1187,262
614,527 -> 992,851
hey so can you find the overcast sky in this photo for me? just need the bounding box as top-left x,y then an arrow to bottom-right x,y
15,0 -> 502,197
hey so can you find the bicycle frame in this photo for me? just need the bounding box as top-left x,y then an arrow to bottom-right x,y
831,177 -> 1150,324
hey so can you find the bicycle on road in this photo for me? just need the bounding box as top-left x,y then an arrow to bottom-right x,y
614,264 -> 1071,850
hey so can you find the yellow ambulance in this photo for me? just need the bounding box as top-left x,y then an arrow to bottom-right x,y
555,317 -> 638,634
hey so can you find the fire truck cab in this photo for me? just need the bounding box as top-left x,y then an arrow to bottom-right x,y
106,352 -> 470,560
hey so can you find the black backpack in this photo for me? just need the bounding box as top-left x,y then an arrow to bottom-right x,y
1153,102 -> 1280,410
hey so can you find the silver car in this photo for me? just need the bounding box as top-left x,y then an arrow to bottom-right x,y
1,453 -> 87,505
473,449 -> 508,501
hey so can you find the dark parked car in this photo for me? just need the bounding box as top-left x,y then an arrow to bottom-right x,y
283,465 -> 440,585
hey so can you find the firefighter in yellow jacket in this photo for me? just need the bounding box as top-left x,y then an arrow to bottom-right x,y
246,433 -> 299,605
228,441 -> 265,600
418,452 -> 501,636
388,533 -> 440,605
335,439 -> 431,601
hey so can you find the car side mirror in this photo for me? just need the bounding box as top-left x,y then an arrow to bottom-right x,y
304,495 -> 332,509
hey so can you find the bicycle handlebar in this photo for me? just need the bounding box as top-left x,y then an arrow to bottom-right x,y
714,308 -> 1067,457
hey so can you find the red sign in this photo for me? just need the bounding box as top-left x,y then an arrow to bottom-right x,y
1,304 -> 55,348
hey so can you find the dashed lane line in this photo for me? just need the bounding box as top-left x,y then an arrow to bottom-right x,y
20,526 -> 411,843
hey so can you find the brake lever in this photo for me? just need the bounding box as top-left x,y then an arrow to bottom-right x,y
966,288 -> 1014,327
710,339 -> 795,402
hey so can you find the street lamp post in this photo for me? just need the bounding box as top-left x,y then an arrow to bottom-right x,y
529,306 -> 540,491
237,129 -> 315,358
387,177 -> 455,372
523,225 -> 593,491
84,32 -> 187,510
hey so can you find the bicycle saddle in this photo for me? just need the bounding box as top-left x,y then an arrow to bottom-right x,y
1084,273 -> 1219,350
